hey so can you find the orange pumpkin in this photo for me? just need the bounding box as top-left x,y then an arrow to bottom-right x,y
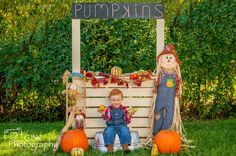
153,130 -> 181,154
61,129 -> 88,153
111,66 -> 122,76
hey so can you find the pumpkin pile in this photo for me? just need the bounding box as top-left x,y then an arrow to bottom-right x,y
153,130 -> 181,154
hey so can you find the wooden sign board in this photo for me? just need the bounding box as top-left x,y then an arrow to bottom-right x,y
72,3 -> 164,19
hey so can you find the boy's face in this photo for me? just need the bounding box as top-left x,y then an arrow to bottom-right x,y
110,94 -> 123,108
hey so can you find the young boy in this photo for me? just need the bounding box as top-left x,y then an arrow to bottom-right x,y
98,88 -> 133,153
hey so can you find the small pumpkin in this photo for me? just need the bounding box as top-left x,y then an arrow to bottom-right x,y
71,147 -> 84,156
61,129 -> 88,153
98,105 -> 106,111
153,130 -> 181,154
128,108 -> 138,114
111,66 -> 122,76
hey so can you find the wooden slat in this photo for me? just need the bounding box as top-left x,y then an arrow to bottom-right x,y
86,108 -> 151,118
85,128 -> 104,138
156,18 -> 165,69
86,88 -> 153,97
72,19 -> 81,73
86,79 -> 155,88
85,109 -> 101,117
130,128 -> 150,137
86,97 -> 153,107
85,118 -> 149,128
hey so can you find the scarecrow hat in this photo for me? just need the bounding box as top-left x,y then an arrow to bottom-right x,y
156,44 -> 181,64
74,110 -> 86,118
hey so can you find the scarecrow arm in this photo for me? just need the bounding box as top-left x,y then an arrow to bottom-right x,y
153,73 -> 161,94
175,74 -> 182,98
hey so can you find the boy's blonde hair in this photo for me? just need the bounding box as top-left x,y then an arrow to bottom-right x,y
109,88 -> 123,98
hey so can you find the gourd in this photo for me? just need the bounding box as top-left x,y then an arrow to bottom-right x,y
111,66 -> 122,77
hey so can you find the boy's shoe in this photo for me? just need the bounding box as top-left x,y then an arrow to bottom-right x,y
122,144 -> 131,153
107,144 -> 114,153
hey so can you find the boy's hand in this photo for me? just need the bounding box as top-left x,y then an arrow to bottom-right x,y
97,109 -> 105,113
128,112 -> 134,118
128,108 -> 138,117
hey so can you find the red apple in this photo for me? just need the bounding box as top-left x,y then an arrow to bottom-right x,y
86,71 -> 94,78
91,77 -> 98,87
117,79 -> 124,86
103,78 -> 109,85
81,68 -> 86,75
111,76 -> 118,83
134,80 -> 142,87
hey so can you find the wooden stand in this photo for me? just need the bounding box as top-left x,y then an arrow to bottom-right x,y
70,2 -> 165,145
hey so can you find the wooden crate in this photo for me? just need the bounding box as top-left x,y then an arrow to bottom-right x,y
84,78 -> 154,144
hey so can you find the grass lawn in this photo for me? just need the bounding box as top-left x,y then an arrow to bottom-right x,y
0,119 -> 235,156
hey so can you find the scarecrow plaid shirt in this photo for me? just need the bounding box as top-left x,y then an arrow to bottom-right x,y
102,104 -> 131,124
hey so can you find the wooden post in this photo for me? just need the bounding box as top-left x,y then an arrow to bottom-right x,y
156,19 -> 165,69
72,19 -> 81,73
70,19 -> 81,123
145,18 -> 164,141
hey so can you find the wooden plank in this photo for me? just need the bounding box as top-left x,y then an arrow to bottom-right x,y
72,19 -> 81,73
85,109 -> 101,118
130,128 -> 150,137
86,79 -> 155,88
86,108 -> 151,118
85,128 -> 104,138
86,88 -> 153,97
85,118 -> 150,128
156,19 -> 164,55
85,128 -> 103,138
86,97 -> 153,107
156,19 -> 164,69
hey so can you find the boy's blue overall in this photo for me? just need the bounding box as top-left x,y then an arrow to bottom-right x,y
103,108 -> 131,146
153,72 -> 176,135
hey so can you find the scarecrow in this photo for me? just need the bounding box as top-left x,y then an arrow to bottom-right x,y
72,109 -> 86,130
152,44 -> 186,140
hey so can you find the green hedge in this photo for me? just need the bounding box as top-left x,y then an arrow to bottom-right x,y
172,0 -> 236,119
0,0 -> 235,122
